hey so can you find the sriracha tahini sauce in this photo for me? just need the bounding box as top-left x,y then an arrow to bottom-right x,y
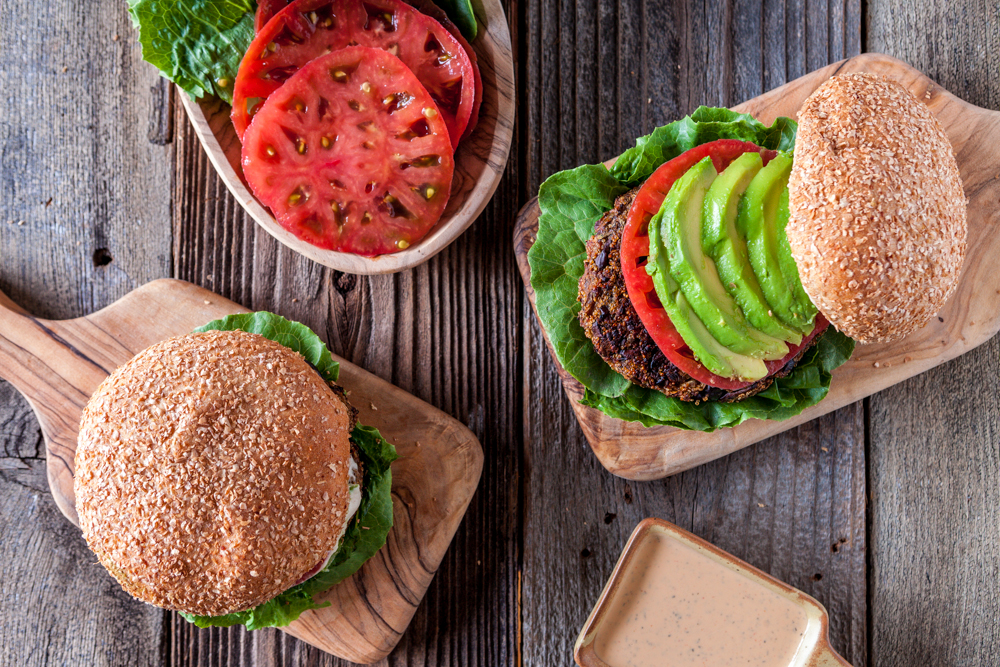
594,530 -> 810,667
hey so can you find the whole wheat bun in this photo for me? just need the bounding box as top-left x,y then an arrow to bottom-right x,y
75,329 -> 355,617
787,72 -> 967,344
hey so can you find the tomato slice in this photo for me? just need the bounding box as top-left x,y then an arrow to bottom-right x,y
404,0 -> 482,139
241,46 -> 455,256
255,0 -> 292,33
232,0 -> 476,147
620,139 -> 784,389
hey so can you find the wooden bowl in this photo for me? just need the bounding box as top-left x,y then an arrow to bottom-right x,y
575,518 -> 851,667
180,0 -> 515,275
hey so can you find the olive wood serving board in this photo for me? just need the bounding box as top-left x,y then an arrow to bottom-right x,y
513,53 -> 1000,481
0,279 -> 483,663
181,0 -> 515,276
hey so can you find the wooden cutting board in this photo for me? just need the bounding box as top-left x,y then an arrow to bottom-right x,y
513,53 -> 1000,481
0,279 -> 483,664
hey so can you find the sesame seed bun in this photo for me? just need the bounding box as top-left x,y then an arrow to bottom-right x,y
75,329 -> 356,617
787,72 -> 967,344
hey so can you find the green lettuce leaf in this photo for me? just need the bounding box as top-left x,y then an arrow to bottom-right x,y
127,0 -> 256,104
181,312 -> 398,630
528,107 -> 855,431
610,107 -> 798,186
195,311 -> 340,382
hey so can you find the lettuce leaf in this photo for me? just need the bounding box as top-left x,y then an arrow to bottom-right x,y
528,107 -> 855,431
127,0 -> 256,104
182,312 -> 398,629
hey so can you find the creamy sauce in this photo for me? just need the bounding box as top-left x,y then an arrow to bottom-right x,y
594,531 -> 810,667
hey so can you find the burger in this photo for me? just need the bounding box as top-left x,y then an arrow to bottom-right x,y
73,312 -> 397,630
528,73 -> 967,431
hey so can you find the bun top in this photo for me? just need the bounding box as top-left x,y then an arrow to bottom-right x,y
75,329 -> 355,617
787,72 -> 967,344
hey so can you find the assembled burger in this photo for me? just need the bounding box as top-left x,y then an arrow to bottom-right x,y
529,73 -> 966,431
74,313 -> 396,630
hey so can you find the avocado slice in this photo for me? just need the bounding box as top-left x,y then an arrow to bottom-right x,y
702,152 -> 804,345
648,212 -> 769,381
738,153 -> 816,334
657,157 -> 788,360
775,187 -> 818,326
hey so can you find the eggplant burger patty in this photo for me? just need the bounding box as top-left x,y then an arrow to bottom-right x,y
577,188 -> 818,403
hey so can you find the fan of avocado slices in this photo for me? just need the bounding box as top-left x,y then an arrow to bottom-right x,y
178,312 -> 398,630
527,107 -> 855,432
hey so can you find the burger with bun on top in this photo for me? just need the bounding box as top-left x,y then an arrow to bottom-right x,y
74,313 -> 397,630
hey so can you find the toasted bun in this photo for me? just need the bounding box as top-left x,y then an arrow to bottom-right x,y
787,72 -> 967,344
75,329 -> 354,617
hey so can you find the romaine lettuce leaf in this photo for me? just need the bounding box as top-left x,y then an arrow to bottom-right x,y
182,312 -> 398,629
127,0 -> 256,104
528,107 -> 855,431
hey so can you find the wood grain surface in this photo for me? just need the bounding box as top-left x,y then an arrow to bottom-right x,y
866,3 -> 1000,665
0,279 -> 483,663
2,0 -> 998,666
513,53 -> 1000,480
182,0 -> 515,275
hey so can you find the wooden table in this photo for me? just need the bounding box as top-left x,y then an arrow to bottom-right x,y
1,1 -> 997,665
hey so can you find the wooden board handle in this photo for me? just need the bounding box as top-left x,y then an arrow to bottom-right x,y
0,290 -> 115,524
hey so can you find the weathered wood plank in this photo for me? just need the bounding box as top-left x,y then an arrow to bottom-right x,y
0,0 -> 173,663
866,3 -> 1000,664
520,1 -> 866,665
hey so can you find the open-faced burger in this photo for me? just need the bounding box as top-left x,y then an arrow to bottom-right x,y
529,73 -> 967,431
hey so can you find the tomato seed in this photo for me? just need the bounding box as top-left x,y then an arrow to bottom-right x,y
361,82 -> 372,93
308,11 -> 318,23
409,154 -> 442,168
365,181 -> 376,193
361,212 -> 372,224
349,100 -> 362,111
425,187 -> 436,199
217,78 -> 230,88
332,69 -> 349,82
397,239 -> 410,249
382,194 -> 411,219
331,179 -> 346,189
296,138 -> 307,154
265,145 -> 277,157
388,44 -> 399,56
321,136 -> 331,149
422,107 -> 438,119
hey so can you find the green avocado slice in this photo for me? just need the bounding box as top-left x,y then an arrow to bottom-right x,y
648,212 -> 769,381
738,153 -> 816,334
775,187 -> 818,326
703,152 -> 804,345
657,157 -> 788,360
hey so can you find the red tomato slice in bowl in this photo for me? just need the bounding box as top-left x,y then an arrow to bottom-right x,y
619,139 -> 783,389
404,0 -> 482,139
241,46 -> 455,256
255,0 -> 291,33
232,0 -> 476,147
